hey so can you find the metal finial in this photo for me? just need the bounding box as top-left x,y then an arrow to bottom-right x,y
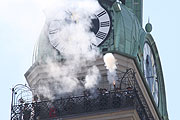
148,17 -> 150,23
145,18 -> 152,33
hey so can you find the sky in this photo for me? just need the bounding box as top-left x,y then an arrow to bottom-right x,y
0,0 -> 179,119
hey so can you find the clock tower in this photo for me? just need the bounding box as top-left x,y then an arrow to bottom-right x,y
17,0 -> 169,120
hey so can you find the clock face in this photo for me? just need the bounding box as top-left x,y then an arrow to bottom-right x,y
143,43 -> 159,105
91,7 -> 111,46
48,20 -> 65,52
48,6 -> 111,52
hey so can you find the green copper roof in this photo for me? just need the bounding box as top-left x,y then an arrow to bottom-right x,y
99,2 -> 145,60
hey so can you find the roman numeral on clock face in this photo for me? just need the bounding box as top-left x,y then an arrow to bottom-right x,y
96,31 -> 107,40
100,21 -> 110,27
97,10 -> 106,18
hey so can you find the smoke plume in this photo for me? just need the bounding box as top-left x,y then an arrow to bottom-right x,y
36,0 -> 102,99
103,53 -> 118,84
85,66 -> 101,89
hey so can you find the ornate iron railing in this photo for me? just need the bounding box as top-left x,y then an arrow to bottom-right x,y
11,90 -> 149,120
11,69 -> 154,120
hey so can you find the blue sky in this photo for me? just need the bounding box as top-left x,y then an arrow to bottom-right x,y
0,0 -> 179,119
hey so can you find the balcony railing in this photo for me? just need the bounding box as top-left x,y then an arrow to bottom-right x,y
12,89 -> 149,120
11,69 -> 154,120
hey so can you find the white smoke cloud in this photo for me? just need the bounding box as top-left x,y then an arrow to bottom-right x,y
103,53 -> 117,72
85,66 -> 101,89
35,0 -> 102,99
103,53 -> 118,84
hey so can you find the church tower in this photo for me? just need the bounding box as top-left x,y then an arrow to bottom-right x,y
11,0 -> 168,120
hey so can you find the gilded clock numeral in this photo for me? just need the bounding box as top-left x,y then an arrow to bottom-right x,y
96,31 -> 107,40
97,10 -> 106,18
100,21 -> 110,27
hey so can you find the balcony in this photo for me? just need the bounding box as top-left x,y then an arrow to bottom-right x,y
11,69 -> 154,120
